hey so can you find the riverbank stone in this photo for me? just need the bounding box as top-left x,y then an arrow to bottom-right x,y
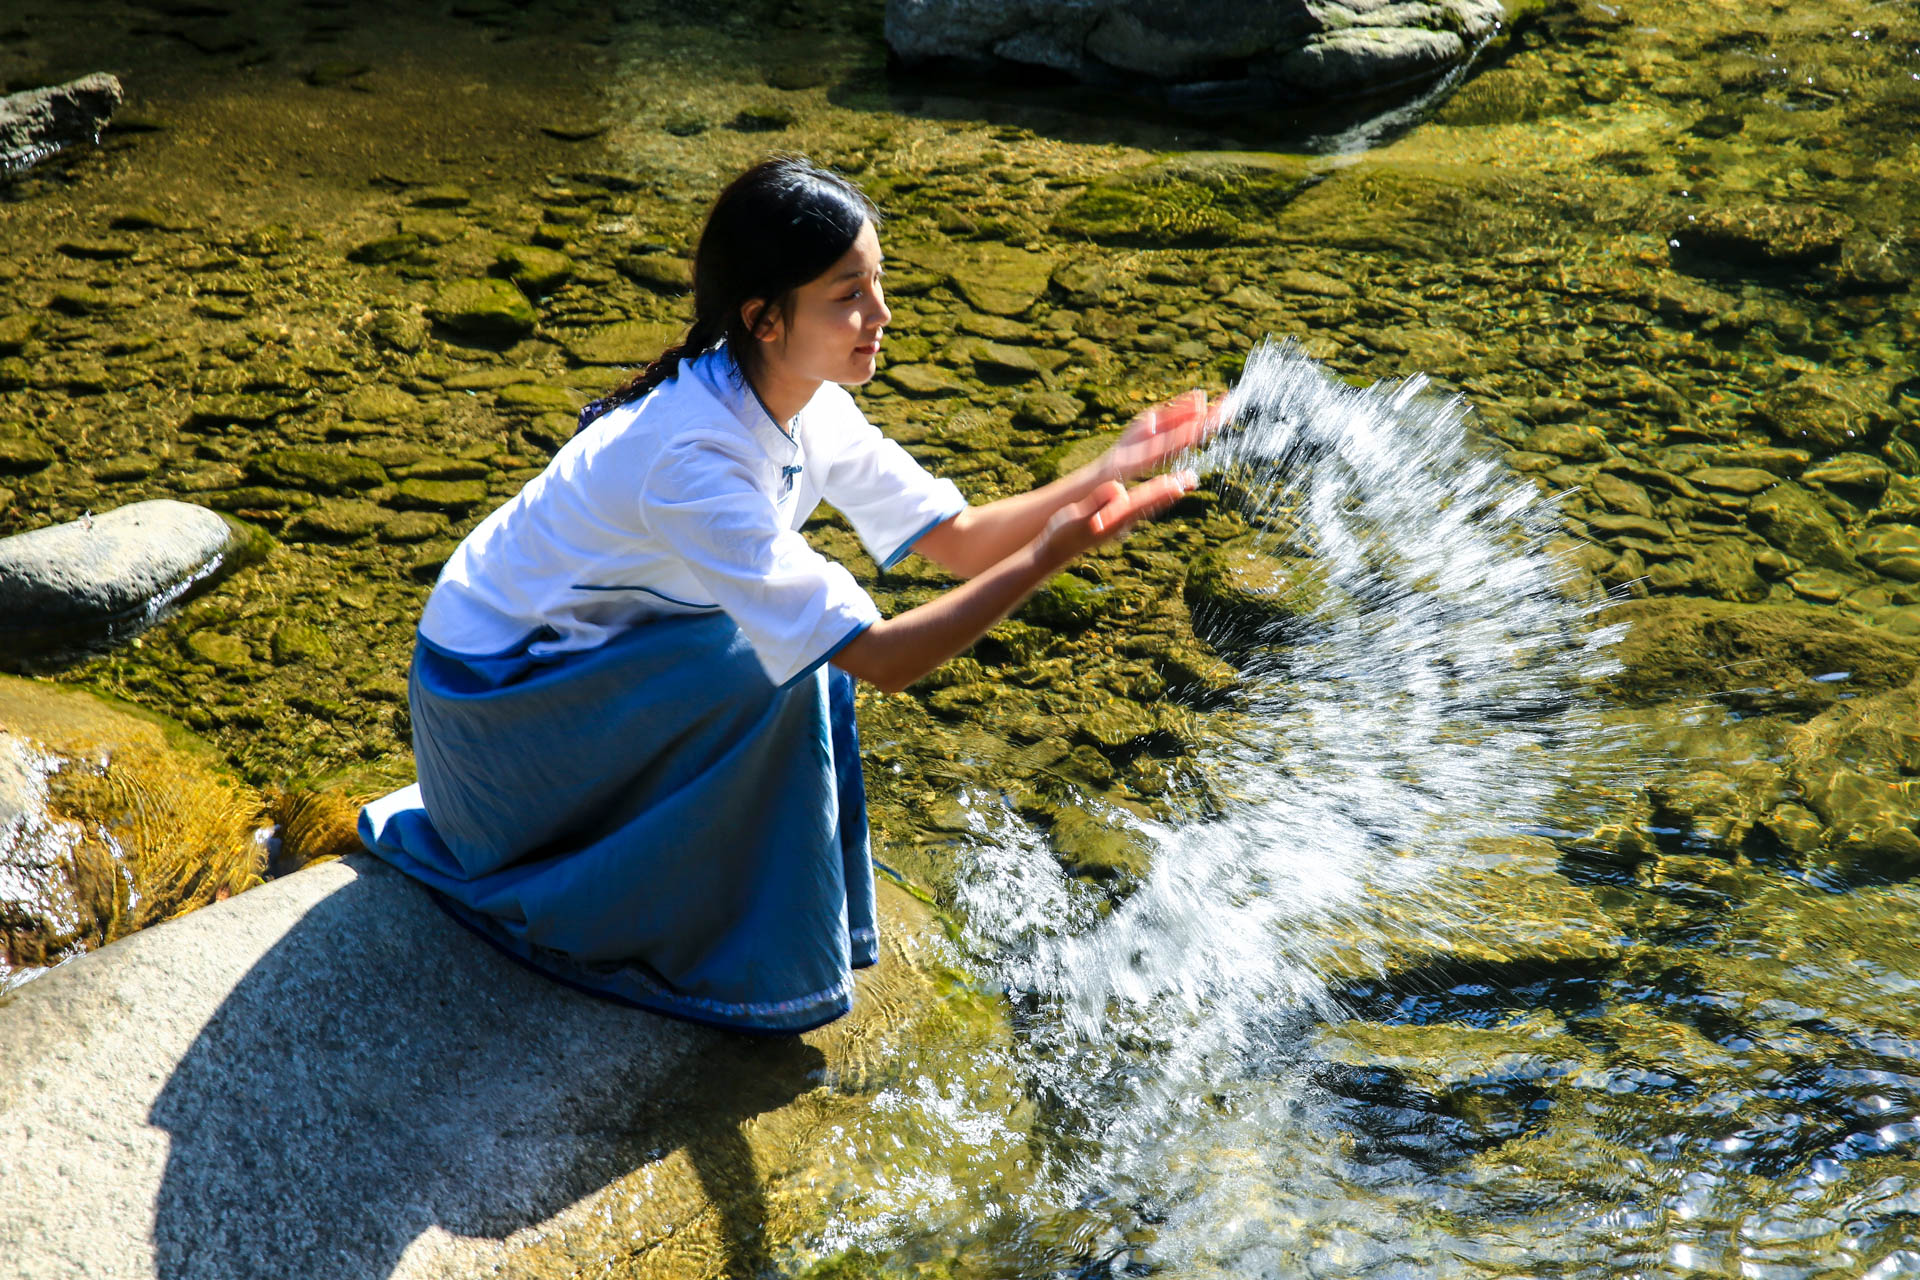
0,855 -> 1013,1279
885,0 -> 1499,106
0,502 -> 263,663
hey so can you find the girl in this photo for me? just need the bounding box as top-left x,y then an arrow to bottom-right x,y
360,156 -> 1211,1033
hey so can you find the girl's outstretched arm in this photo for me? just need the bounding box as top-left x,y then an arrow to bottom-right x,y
910,390 -> 1215,579
832,470 -> 1193,693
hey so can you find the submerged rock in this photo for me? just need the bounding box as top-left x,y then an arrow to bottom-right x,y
1600,597 -> 1920,710
427,277 -> 536,344
1053,152 -> 1314,248
0,501 -> 263,664
0,73 -> 124,176
0,676 -> 262,979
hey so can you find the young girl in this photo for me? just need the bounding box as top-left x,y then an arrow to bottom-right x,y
359,156 -> 1211,1033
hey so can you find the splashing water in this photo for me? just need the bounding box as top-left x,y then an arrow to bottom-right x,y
867,341 -> 1641,1273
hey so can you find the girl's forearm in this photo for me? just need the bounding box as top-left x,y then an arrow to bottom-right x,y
912,459 -> 1113,578
831,535 -> 1068,692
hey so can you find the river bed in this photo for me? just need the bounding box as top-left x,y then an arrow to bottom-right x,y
3,0 -> 1919,1276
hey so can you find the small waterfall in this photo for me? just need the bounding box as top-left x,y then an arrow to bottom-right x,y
916,341 -> 1634,1271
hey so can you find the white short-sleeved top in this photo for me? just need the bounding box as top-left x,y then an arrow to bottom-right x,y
418,347 -> 967,687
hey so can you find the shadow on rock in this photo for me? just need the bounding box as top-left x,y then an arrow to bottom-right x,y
146,860 -> 824,1279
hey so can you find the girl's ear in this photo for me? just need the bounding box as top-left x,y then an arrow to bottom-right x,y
741,298 -> 783,344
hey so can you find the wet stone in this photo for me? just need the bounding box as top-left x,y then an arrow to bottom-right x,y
342,383 -> 421,423
1804,452 -> 1890,492
378,511 -> 448,544
1052,152 -> 1313,247
347,234 -> 424,265
938,243 -> 1056,317
616,252 -> 692,293
409,184 -> 472,209
0,431 -> 54,475
247,448 -> 385,496
1011,390 -> 1084,429
1856,525 -> 1920,582
970,341 -> 1045,383
495,382 -> 582,416
1185,536 -> 1327,633
1592,473 -> 1655,518
427,277 -> 536,344
1755,376 -> 1881,455
1749,482 -> 1856,572
563,319 -> 680,366
1670,203 -> 1854,270
1787,569 -> 1855,605
0,313 -> 37,354
1529,423 -> 1608,461
1270,268 -> 1353,298
389,478 -> 489,513
290,499 -> 388,542
883,363 -> 967,398
1687,466 -> 1779,496
184,630 -> 250,670
496,244 -> 573,296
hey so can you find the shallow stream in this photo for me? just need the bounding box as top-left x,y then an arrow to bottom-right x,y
3,0 -> 1919,1275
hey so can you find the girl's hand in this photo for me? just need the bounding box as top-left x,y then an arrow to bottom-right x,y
1102,389 -> 1219,485
1044,470 -> 1197,563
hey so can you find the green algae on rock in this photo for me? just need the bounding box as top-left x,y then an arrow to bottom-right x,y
0,674 -> 263,977
1053,152 -> 1315,248
427,276 -> 537,344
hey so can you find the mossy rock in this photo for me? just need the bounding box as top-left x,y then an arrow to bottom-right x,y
881,363 -> 967,398
341,383 -> 423,424
346,233 -> 425,266
1052,152 -> 1314,248
1077,697 -> 1159,751
1032,431 -> 1119,485
0,313 -> 39,355
246,448 -> 385,496
495,382 -> 584,416
495,244 -> 574,296
184,630 -> 251,670
897,241 -> 1055,316
389,478 -> 491,514
1857,524 -> 1920,581
616,252 -> 693,293
377,510 -> 449,544
1184,535 -> 1328,633
1011,390 -> 1084,430
1747,481 -> 1857,572
0,430 -> 55,475
1600,597 -> 1920,710
563,319 -> 681,366
289,499 -> 389,542
269,621 -> 337,667
1020,573 -> 1120,632
0,675 -> 264,973
1047,802 -> 1153,881
427,277 -> 536,344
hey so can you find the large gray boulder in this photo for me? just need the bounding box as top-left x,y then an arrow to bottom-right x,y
0,73 -> 124,176
0,854 -> 987,1279
0,499 -> 262,662
886,0 -> 1507,104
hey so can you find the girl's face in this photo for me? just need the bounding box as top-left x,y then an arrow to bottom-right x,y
752,220 -> 890,388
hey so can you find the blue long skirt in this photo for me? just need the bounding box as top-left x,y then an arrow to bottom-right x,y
357,612 -> 876,1034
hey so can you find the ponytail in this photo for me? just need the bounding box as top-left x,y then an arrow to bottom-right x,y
574,154 -> 878,436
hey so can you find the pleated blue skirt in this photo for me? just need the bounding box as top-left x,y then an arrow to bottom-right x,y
358,612 -> 876,1033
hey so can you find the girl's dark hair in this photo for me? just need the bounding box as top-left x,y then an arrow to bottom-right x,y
576,155 -> 879,431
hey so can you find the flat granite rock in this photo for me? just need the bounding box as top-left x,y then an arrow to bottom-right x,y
0,500 -> 261,661
0,855 -> 1000,1280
